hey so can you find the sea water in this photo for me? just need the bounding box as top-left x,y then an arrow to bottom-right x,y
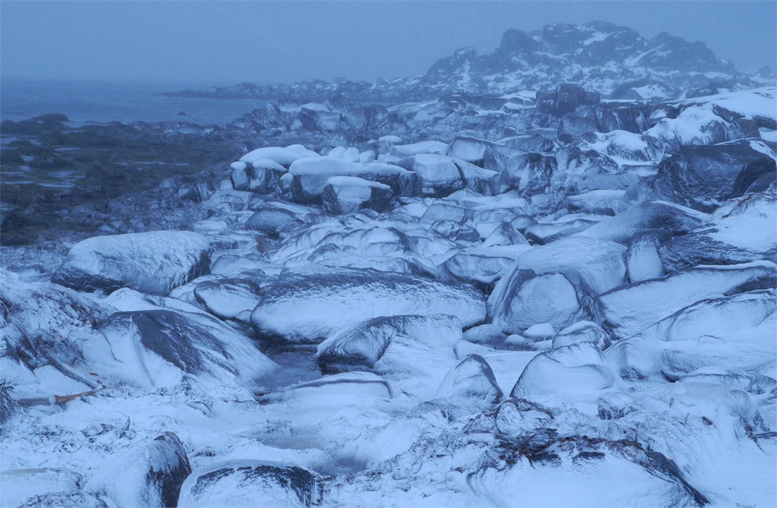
1,79 -> 267,126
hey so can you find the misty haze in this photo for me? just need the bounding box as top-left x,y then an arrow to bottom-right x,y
1,2 -> 776,508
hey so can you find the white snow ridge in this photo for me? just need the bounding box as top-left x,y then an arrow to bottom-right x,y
2,27 -> 777,508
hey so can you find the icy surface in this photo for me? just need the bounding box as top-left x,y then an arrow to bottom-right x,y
3,76 -> 776,508
51,231 -> 211,295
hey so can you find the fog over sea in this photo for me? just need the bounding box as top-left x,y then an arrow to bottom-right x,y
0,79 -> 266,126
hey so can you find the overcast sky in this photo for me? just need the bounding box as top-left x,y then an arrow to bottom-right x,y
2,1 -> 775,85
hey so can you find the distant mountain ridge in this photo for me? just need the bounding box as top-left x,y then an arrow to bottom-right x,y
162,21 -> 774,103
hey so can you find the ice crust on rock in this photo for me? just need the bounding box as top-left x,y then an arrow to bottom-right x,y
51,231 -> 211,295
250,268 -> 485,343
178,460 -> 316,508
595,261 -> 776,339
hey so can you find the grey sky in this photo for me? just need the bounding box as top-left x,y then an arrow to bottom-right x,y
2,1 -> 775,85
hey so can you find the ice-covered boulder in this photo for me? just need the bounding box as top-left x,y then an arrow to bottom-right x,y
315,314 -> 461,374
239,145 -> 318,167
231,158 -> 287,193
435,354 -> 503,406
510,342 -> 618,403
410,154 -> 465,196
244,207 -> 302,237
92,309 -> 278,389
419,202 -> 471,224
453,158 -> 501,196
488,270 -> 582,333
86,432 -> 191,508
626,233 -> 664,282
595,261 -> 776,339
445,136 -> 499,164
606,290 -> 776,380
177,460 -> 315,508
289,157 -> 407,204
250,268 -> 485,344
482,222 -> 528,248
443,245 -> 531,287
501,152 -> 557,196
653,144 -> 775,212
51,231 -> 210,295
552,320 -> 611,349
496,236 -> 628,297
193,277 -> 262,322
0,469 -> 90,508
322,176 -> 393,215
659,186 -> 777,270
567,190 -> 628,215
378,135 -> 402,154
389,140 -> 448,158
576,201 -> 706,244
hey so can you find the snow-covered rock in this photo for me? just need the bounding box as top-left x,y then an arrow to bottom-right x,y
409,154 -> 465,196
322,176 -> 393,215
250,268 -> 485,344
435,354 -> 502,406
92,309 -> 278,389
288,157 -> 407,204
659,186 -> 777,270
178,460 -> 315,508
654,144 -> 775,212
193,277 -> 262,322
51,231 -> 210,295
626,233 -> 664,282
552,320 -> 611,349
315,314 -> 461,374
488,270 -> 582,333
244,207 -> 303,237
389,141 -> 448,157
239,145 -> 318,167
595,261 -> 776,339
606,290 -> 776,380
86,432 -> 191,508
510,342 -> 619,403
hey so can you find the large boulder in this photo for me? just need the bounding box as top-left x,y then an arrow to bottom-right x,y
244,207 -> 302,237
595,261 -> 776,339
289,157 -> 407,204
409,154 -> 465,196
193,278 -> 263,322
322,176 -> 393,215
659,186 -> 777,270
653,144 -> 775,212
250,268 -> 485,344
92,309 -> 278,389
86,433 -> 191,508
488,269 -> 582,333
239,145 -> 318,167
510,342 -> 618,403
605,290 -> 776,381
576,201 -> 706,244
231,159 -> 287,194
178,461 -> 315,508
51,231 -> 210,295
435,354 -> 502,406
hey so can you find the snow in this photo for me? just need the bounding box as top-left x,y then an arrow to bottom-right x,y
51,231 -> 211,296
4,80 -> 777,508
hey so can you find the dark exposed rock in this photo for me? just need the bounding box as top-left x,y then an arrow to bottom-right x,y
654,144 -> 775,212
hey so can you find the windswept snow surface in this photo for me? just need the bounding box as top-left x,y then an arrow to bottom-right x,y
2,84 -> 776,508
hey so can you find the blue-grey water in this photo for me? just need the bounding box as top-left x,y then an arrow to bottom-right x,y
1,79 -> 266,126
